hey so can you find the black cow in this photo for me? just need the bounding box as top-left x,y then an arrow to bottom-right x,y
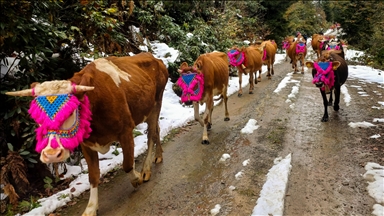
306,50 -> 348,122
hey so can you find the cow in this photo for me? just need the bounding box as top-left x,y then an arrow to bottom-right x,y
311,33 -> 325,59
287,36 -> 307,74
227,45 -> 263,97
305,49 -> 348,122
282,36 -> 294,62
5,52 -> 169,216
177,51 -> 230,144
253,40 -> 277,82
321,37 -> 346,59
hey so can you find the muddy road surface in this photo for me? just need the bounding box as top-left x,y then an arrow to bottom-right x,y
56,60 -> 383,216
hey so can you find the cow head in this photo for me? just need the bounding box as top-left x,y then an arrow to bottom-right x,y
6,80 -> 94,163
227,47 -> 245,67
177,62 -> 204,106
306,56 -> 341,91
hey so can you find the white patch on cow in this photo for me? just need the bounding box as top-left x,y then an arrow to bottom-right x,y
90,142 -> 111,154
83,187 -> 98,215
94,58 -> 131,87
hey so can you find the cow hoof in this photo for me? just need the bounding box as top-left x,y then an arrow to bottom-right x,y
207,122 -> 212,130
321,117 -> 329,122
201,139 -> 210,145
224,117 -> 230,121
142,171 -> 151,182
301,71 -> 304,74
238,93 -> 242,97
249,91 -> 253,94
334,105 -> 340,111
154,157 -> 163,164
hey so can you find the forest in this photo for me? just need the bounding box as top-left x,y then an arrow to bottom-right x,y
0,0 -> 383,214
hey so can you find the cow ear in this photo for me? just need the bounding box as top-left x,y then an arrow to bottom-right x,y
195,60 -> 203,70
332,61 -> 341,70
305,62 -> 314,68
30,82 -> 40,88
180,62 -> 189,70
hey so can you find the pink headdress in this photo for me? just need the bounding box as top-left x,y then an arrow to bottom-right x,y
177,67 -> 204,103
29,92 -> 92,153
227,49 -> 245,67
312,62 -> 335,91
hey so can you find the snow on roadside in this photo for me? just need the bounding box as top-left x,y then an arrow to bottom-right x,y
251,154 -> 292,216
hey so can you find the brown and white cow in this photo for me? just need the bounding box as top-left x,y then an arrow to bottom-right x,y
177,51 -> 230,144
311,33 -> 325,59
254,40 -> 277,81
6,52 -> 169,216
227,45 -> 263,97
287,36 -> 307,74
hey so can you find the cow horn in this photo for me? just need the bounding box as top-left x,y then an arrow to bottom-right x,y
178,69 -> 183,73
5,89 -> 33,97
74,85 -> 95,93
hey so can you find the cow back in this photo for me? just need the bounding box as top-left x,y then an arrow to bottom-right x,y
242,46 -> 263,72
262,40 -> 277,61
70,53 -> 168,143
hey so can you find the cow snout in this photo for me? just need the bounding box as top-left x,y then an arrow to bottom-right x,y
315,82 -> 324,88
40,148 -> 69,163
184,101 -> 193,106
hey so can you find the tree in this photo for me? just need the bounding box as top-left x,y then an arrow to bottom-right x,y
283,1 -> 327,38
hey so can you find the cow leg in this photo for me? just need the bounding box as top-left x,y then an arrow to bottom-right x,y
223,92 -> 230,121
141,105 -> 163,182
81,143 -> 100,216
301,57 -> 305,74
120,130 -> 142,186
202,97 -> 214,144
238,71 -> 243,97
249,72 -> 254,94
271,58 -> 275,75
320,90 -> 329,122
193,102 -> 204,127
257,70 -> 261,82
333,85 -> 341,111
328,90 -> 334,106
267,63 -> 272,79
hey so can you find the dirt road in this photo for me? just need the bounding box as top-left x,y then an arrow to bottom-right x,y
56,60 -> 383,216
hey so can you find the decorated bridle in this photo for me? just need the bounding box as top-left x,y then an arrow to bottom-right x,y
6,81 -> 93,153
177,66 -> 204,103
312,61 -> 335,92
227,49 -> 245,67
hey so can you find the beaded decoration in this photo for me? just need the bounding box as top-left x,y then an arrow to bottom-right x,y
227,49 -> 245,67
312,62 -> 335,92
29,93 -> 92,153
296,42 -> 306,54
327,44 -> 341,50
177,72 -> 204,103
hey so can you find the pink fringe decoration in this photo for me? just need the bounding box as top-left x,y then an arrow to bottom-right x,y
177,73 -> 204,103
282,41 -> 290,50
29,94 -> 92,153
312,62 -> 335,91
296,43 -> 306,54
228,50 -> 245,67
262,49 -> 267,61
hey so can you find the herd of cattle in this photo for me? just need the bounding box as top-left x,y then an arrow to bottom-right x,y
5,33 -> 348,215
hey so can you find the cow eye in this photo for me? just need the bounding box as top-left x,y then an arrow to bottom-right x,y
60,110 -> 77,130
